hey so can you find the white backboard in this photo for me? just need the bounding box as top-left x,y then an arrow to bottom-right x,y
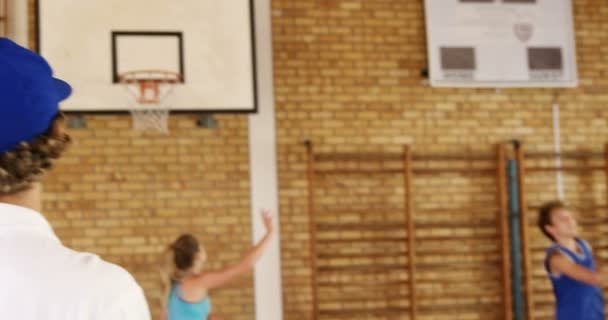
37,0 -> 257,112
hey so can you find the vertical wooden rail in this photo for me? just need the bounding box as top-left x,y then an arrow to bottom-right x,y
0,0 -> 7,37
496,144 -> 513,319
305,141 -> 319,320
516,143 -> 534,319
403,145 -> 417,319
605,144 -> 608,210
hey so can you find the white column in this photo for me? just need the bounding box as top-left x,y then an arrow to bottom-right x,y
7,0 -> 29,46
552,104 -> 565,200
248,0 -> 283,320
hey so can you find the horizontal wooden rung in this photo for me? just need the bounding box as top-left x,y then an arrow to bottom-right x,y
416,275 -> 502,284
315,153 -> 403,162
318,307 -> 409,317
530,242 -> 608,251
417,303 -> 500,313
317,237 -> 407,244
578,217 -> 608,224
416,260 -> 500,271
413,154 -> 496,161
418,301 -> 500,309
416,206 -> 500,211
529,244 -> 551,251
317,264 -> 408,273
525,165 -> 606,172
413,168 -> 496,174
527,204 -> 608,211
319,287 -> 409,297
316,222 -> 406,231
315,167 -> 498,175
316,221 -> 499,231
524,151 -> 605,159
415,247 -> 499,255
415,220 -> 497,228
531,302 -> 558,309
317,251 -> 408,259
319,295 -> 409,304
531,288 -> 553,294
418,301 -> 501,309
314,207 -> 404,215
313,153 -> 497,162
416,233 -> 498,241
314,168 -> 403,175
417,284 -> 502,296
416,292 -> 501,299
318,235 -> 501,244
317,280 -> 409,288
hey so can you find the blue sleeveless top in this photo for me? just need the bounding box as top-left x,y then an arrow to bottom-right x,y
544,238 -> 605,320
167,284 -> 211,320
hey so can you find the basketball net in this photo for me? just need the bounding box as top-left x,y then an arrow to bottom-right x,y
119,70 -> 180,134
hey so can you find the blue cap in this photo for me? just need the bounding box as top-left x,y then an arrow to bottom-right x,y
0,38 -> 72,153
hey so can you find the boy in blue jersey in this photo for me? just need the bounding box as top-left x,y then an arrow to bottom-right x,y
538,200 -> 607,320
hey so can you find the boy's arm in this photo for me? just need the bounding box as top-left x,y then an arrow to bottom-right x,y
549,253 -> 608,287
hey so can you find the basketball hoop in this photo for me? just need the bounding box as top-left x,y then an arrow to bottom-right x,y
119,70 -> 181,133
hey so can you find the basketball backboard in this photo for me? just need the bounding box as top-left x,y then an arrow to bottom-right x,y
37,0 -> 257,113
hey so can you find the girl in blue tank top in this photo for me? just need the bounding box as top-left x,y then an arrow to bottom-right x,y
538,201 -> 607,320
160,210 -> 275,320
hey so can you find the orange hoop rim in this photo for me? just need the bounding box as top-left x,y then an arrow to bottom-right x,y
118,70 -> 182,84
119,70 -> 181,104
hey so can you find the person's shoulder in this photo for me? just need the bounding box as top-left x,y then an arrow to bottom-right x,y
576,237 -> 592,251
57,248 -> 142,295
61,249 -> 150,318
545,242 -> 561,255
62,249 -> 137,289
544,243 -> 571,268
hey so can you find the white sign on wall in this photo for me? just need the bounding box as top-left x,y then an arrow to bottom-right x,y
424,0 -> 577,88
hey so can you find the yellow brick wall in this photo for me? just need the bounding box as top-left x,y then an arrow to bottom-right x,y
41,116 -> 254,319
306,147 -> 510,319
273,0 -> 608,319
27,2 -> 255,319
22,0 -> 608,319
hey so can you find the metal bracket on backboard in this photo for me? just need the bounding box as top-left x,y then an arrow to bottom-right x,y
197,114 -> 218,129
67,114 -> 87,129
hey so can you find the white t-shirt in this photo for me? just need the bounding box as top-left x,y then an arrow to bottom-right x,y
0,203 -> 151,319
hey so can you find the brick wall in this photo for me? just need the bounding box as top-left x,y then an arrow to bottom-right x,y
41,115 -> 254,318
21,0 -> 608,319
27,1 -> 256,318
273,0 -> 608,319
